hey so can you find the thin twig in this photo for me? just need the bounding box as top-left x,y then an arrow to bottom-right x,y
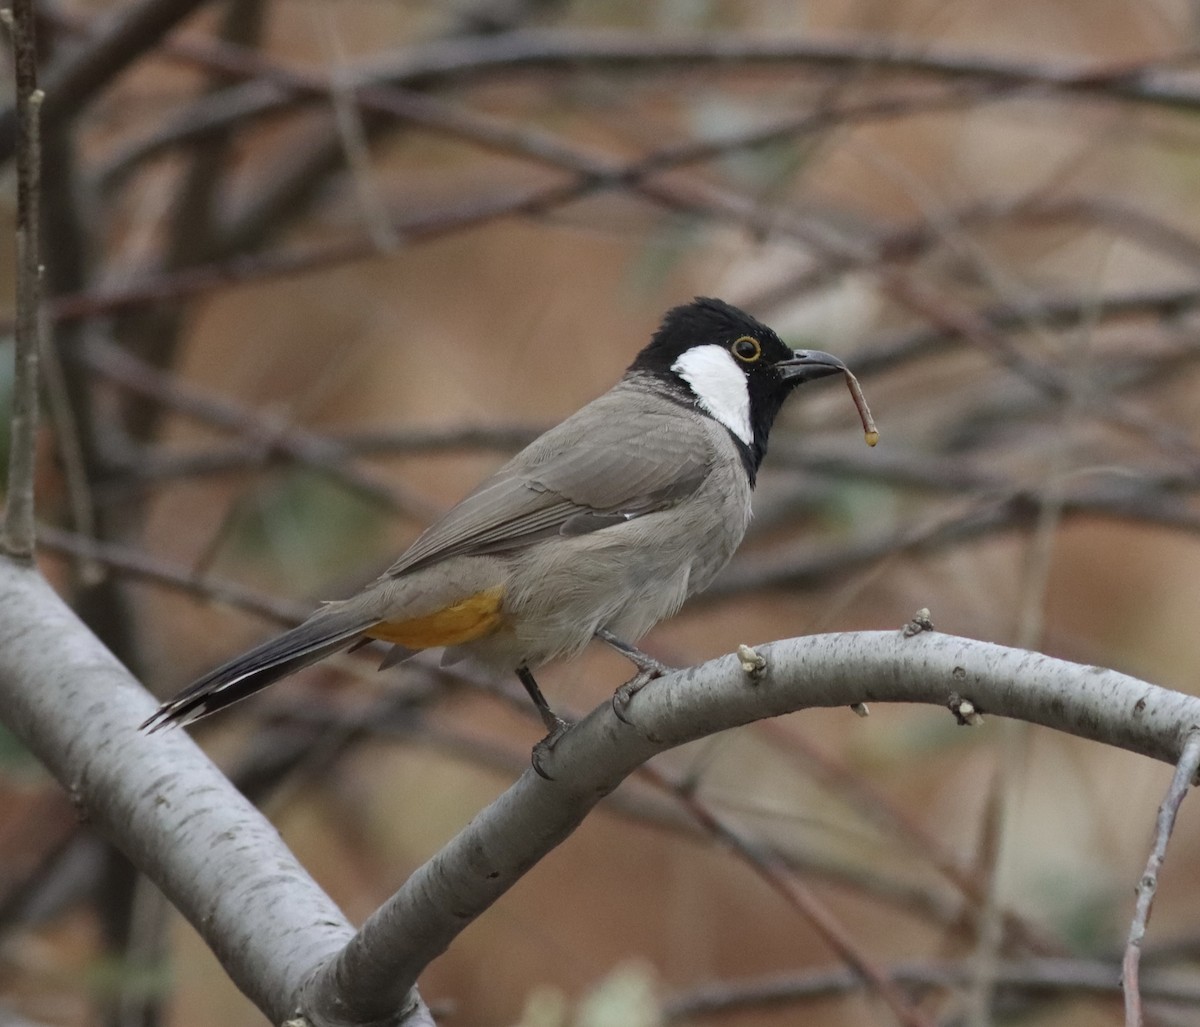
53,18 -> 1200,167
112,0 -> 269,445
37,525 -> 310,626
335,30 -> 1200,114
308,0 -> 398,253
1,0 -> 43,561
106,422 -> 544,487
663,956 -> 1200,1022
94,32 -> 989,191
757,721 -> 1062,957
77,338 -> 443,522
42,29 -> 1200,476
746,195 -> 1200,310
22,182 -> 584,328
0,0 -> 213,161
30,6 -> 1200,485
1123,730 -> 1200,1027
705,480 -> 1200,602
36,327 -> 101,582
638,763 -> 939,1027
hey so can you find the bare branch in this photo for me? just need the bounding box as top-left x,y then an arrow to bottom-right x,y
663,955 -> 1200,1021
1,0 -> 43,561
0,0 -> 215,162
37,524 -> 310,625
0,559 -> 438,1025
308,0 -> 399,254
106,421 -> 544,489
336,31 -> 1200,113
63,22 -> 1200,168
705,480 -> 1200,602
1123,731 -> 1200,1026
111,0 -> 269,446
757,721 -> 1062,956
23,182 -> 583,327
638,761 -> 938,1027
77,338 -> 443,522
298,630 -> 1200,1025
851,284 -> 1200,379
390,712 -> 979,930
38,37 -> 1200,478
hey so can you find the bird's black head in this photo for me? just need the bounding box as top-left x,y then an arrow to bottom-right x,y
629,297 -> 845,482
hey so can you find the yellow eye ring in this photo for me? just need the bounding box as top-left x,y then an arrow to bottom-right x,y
731,336 -> 761,363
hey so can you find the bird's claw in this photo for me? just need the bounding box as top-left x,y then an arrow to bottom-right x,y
611,666 -> 665,725
531,716 -> 572,779
624,650 -> 671,677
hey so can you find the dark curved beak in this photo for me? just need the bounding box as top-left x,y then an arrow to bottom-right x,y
776,349 -> 846,384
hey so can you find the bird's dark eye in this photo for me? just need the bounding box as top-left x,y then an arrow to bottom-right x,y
731,336 -> 761,363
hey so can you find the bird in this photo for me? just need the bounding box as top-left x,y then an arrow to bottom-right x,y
142,297 -> 865,746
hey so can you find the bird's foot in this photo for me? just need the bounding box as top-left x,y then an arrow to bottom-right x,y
531,715 -> 572,780
611,666 -> 665,725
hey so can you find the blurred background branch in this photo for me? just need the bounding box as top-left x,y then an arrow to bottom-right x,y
0,0 -> 42,560
2,1 -> 1200,1026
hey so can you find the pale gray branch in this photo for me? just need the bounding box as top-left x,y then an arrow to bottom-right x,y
0,558 -> 431,1026
299,629 -> 1200,1025
4,548 -> 1194,1027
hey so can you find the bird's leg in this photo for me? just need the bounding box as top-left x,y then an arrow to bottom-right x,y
516,665 -> 568,733
517,666 -> 570,779
596,628 -> 675,723
596,628 -> 671,676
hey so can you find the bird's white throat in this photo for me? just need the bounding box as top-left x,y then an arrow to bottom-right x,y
671,345 -> 753,446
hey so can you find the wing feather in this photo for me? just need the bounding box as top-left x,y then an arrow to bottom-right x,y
387,384 -> 712,577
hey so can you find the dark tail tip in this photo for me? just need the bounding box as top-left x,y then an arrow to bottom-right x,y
140,683 -> 233,733
138,612 -> 373,733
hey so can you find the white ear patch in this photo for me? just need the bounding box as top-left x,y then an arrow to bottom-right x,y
671,345 -> 753,446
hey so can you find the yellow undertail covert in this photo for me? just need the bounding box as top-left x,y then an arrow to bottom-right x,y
364,587 -> 505,649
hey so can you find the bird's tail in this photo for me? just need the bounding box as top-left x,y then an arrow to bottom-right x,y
141,605 -> 377,732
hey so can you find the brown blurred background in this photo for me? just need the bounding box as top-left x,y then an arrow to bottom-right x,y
3,0 -> 1200,1024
